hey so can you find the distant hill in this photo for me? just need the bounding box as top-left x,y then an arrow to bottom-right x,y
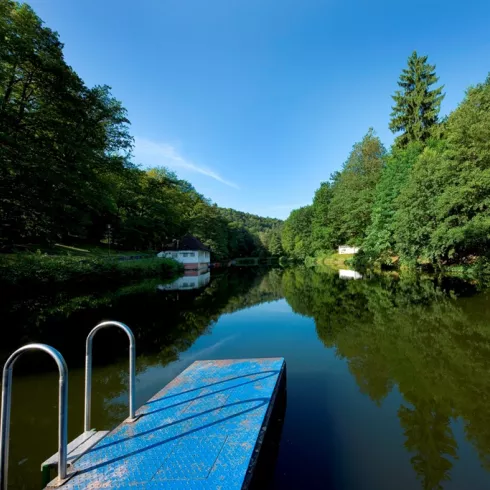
216,208 -> 284,258
218,208 -> 282,234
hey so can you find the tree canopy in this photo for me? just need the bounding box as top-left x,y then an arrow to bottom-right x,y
281,52 -> 489,270
389,51 -> 445,148
0,1 -> 280,260
1,3 -> 487,271
282,129 -> 385,257
394,76 -> 490,264
281,206 -> 313,260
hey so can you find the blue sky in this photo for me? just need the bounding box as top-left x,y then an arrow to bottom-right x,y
29,0 -> 490,219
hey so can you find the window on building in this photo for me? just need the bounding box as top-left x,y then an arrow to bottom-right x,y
189,252 -> 195,257
172,253 -> 177,258
182,253 -> 188,257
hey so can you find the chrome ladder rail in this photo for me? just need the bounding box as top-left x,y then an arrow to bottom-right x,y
0,344 -> 69,490
84,321 -> 136,432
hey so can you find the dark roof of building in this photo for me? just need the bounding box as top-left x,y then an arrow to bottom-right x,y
163,234 -> 211,252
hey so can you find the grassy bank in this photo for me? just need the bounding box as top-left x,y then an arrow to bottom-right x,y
311,253 -> 355,269
0,254 -> 183,291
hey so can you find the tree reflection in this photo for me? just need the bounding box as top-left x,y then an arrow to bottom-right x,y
4,266 -> 490,489
399,403 -> 457,490
280,266 -> 490,489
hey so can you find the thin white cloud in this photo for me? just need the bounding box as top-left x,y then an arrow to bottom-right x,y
134,137 -> 238,189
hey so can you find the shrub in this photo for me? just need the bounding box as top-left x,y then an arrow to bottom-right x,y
0,255 -> 182,289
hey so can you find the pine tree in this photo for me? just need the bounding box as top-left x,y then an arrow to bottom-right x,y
390,51 -> 445,147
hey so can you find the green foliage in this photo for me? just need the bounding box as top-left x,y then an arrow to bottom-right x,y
394,76 -> 490,264
266,227 -> 284,256
282,129 -> 385,259
0,254 -> 182,289
1,3 -> 487,274
390,51 -> 445,148
218,208 -> 281,234
219,208 -> 282,258
0,1 -> 279,261
362,142 -> 424,264
393,144 -> 447,263
282,55 -> 488,271
0,1 -> 132,245
326,129 -> 386,246
281,206 -> 313,260
310,182 -> 335,253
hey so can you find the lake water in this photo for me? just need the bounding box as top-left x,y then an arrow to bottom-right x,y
2,267 -> 490,489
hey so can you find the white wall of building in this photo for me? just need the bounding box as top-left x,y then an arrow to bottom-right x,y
338,246 -> 360,255
157,250 -> 210,264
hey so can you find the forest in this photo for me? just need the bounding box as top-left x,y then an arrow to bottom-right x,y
282,51 -> 490,270
0,1 -> 282,261
2,0 -> 488,270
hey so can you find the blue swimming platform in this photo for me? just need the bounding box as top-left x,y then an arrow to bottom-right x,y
46,358 -> 286,489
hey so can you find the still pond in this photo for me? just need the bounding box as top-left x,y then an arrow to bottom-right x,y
2,266 -> 490,489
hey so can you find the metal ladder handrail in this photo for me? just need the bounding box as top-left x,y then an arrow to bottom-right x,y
0,344 -> 68,490
84,321 -> 136,432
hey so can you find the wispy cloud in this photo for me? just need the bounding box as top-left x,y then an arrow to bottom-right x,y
134,137 -> 238,189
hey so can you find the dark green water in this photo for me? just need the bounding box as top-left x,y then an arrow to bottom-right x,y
2,267 -> 490,489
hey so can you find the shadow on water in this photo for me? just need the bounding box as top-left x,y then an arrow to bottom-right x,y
250,367 -> 287,490
2,265 -> 490,489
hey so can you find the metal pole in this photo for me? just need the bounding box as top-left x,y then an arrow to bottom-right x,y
84,321 -> 136,433
84,337 -> 92,433
0,344 -> 68,490
0,368 -> 12,490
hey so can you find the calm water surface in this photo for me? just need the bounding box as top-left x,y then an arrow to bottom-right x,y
2,267 -> 490,489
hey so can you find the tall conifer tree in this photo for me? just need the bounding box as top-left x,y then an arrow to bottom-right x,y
390,51 -> 445,147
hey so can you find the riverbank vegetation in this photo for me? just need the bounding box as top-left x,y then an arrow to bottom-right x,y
0,253 -> 182,291
0,1 -> 282,266
282,51 -> 490,273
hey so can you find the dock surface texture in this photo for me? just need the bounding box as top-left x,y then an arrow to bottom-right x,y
49,358 -> 285,490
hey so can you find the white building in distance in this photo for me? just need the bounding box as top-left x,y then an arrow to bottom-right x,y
338,245 -> 360,255
157,235 -> 210,271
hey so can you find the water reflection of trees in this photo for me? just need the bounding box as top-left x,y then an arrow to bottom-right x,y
4,269 -> 286,415
280,267 -> 490,489
5,267 -> 490,489
1,270 -> 282,365
4,268 -> 285,487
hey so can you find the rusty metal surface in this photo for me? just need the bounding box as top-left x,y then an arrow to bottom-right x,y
49,358 -> 285,489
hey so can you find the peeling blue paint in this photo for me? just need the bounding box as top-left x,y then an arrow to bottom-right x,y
49,358 -> 285,489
